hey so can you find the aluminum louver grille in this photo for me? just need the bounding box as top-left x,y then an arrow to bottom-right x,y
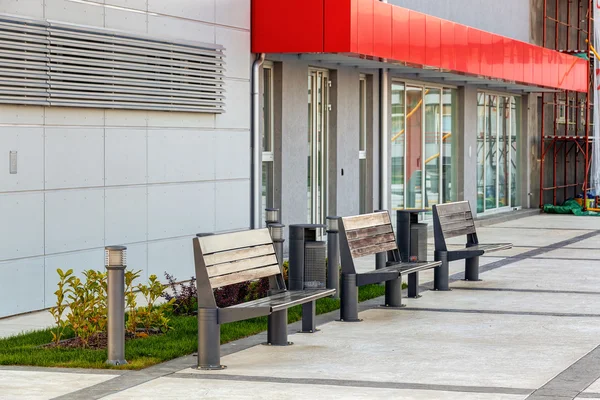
0,14 -> 225,113
0,15 -> 49,105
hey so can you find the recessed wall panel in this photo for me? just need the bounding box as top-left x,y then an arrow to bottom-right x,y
0,127 -> 44,193
0,258 -> 45,318
105,128 -> 147,186
147,129 -> 215,184
105,186 -> 147,245
44,188 -> 105,254
45,127 -> 105,190
0,192 -> 44,260
147,182 -> 215,240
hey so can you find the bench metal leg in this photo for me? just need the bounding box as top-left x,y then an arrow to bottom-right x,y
340,274 -> 361,322
197,308 -> 225,370
300,301 -> 317,333
407,272 -> 420,298
267,309 -> 291,346
465,256 -> 481,281
434,252 -> 450,291
384,278 -> 404,308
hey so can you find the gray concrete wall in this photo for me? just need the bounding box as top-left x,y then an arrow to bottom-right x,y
331,69 -> 361,217
389,0 -> 531,43
277,61 -> 310,240
456,86 -> 479,215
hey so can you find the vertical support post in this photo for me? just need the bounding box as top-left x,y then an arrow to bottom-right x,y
340,274 -> 361,322
465,257 -> 480,281
407,272 -> 419,298
105,246 -> 127,366
326,216 -> 340,298
301,302 -> 317,333
384,278 -> 403,307
197,308 -> 224,370
267,309 -> 291,345
434,251 -> 450,291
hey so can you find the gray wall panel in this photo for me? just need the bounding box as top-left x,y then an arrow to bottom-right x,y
390,0 -> 531,42
279,61 -> 310,240
332,68 -> 361,218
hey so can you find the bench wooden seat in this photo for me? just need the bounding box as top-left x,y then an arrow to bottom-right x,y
226,289 -> 334,313
338,211 -> 441,321
432,201 -> 513,290
193,229 -> 335,370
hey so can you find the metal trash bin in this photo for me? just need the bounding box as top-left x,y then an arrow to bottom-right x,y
289,224 -> 327,291
289,224 -> 326,333
410,222 -> 428,262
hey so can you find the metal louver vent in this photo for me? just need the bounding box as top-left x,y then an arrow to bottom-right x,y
0,14 -> 225,113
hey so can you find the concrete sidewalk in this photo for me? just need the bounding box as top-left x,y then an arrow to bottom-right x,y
1,214 -> 600,400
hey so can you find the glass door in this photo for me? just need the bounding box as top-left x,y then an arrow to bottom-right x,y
308,69 -> 329,228
477,92 -> 518,213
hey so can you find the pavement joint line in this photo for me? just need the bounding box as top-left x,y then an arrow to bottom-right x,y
168,373 -> 535,395
400,307 -> 600,318
39,227 -> 600,399
578,393 -> 600,398
526,344 -> 600,400
438,230 -> 600,286
490,226 -> 595,231
450,287 -> 600,296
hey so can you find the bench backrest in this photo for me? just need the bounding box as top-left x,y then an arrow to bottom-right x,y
338,211 -> 400,274
432,201 -> 479,251
193,229 -> 284,308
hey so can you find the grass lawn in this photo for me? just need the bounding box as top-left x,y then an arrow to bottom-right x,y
0,284 -> 389,370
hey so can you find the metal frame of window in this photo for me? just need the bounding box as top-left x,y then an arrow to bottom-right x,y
308,67 -> 330,229
390,78 -> 455,219
261,61 -> 275,226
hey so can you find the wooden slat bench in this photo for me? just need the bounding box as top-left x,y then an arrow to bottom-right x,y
193,229 -> 335,370
432,201 -> 513,290
338,211 -> 441,321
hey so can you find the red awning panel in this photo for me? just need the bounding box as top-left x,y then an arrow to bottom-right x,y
252,0 -> 588,92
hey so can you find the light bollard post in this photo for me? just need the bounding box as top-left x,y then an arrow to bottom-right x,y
326,216 -> 340,299
268,223 -> 285,268
265,208 -> 280,225
105,246 -> 127,366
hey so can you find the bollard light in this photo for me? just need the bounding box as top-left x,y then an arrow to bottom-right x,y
326,216 -> 339,233
265,208 -> 280,224
105,245 -> 127,366
106,245 -> 126,267
268,223 -> 285,242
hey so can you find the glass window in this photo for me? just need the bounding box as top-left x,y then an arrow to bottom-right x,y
261,65 -> 274,224
477,93 -> 486,213
477,92 -> 520,213
442,88 -> 457,203
424,88 -> 441,212
391,82 -> 406,216
406,86 -> 423,209
511,97 -> 520,207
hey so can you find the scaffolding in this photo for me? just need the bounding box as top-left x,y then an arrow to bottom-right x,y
540,0 -> 594,208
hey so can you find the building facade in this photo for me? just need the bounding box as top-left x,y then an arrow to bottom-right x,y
0,0 -> 587,317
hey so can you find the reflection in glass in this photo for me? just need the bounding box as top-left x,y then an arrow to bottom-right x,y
486,95 -> 498,210
442,89 -> 457,203
424,88 -> 441,211
498,97 -> 509,208
406,86 -> 423,209
511,98 -> 519,207
391,82 -> 406,215
477,93 -> 486,213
